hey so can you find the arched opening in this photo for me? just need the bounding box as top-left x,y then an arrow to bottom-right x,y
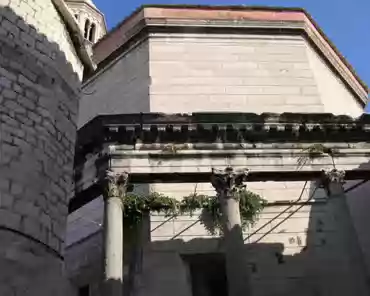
88,23 -> 96,43
84,19 -> 90,39
74,14 -> 78,20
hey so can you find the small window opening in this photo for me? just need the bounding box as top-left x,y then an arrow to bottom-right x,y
84,19 -> 90,39
88,23 -> 96,42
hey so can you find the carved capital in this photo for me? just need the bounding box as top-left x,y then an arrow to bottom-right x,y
211,167 -> 249,196
321,169 -> 345,196
321,169 -> 345,184
104,170 -> 129,198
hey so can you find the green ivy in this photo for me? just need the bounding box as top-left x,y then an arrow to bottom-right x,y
120,190 -> 266,235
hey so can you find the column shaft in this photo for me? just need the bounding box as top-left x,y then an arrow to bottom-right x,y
321,169 -> 370,295
220,192 -> 251,296
104,196 -> 124,295
103,171 -> 129,296
212,167 -> 251,296
328,182 -> 369,295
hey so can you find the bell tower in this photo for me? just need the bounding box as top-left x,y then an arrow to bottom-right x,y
65,0 -> 107,44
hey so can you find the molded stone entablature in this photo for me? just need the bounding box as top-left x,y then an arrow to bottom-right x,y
75,112 -> 370,165
71,112 -> 370,213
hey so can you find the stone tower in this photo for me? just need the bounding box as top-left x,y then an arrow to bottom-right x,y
65,0 -> 107,44
0,0 -> 94,295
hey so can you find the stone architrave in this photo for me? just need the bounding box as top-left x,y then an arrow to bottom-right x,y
211,167 -> 252,296
320,169 -> 369,296
103,170 -> 129,296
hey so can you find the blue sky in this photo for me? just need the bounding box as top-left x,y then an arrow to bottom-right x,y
94,0 -> 370,110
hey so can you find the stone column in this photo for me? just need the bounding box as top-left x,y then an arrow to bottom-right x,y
320,169 -> 369,295
211,167 -> 251,296
103,170 -> 129,296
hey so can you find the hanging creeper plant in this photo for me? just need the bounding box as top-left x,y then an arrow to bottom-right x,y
120,190 -> 267,235
181,190 -> 267,235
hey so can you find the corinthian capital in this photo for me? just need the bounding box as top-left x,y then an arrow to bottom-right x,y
211,167 -> 249,196
321,169 -> 346,184
104,170 -> 129,198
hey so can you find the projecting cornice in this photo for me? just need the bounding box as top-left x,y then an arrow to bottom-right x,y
89,5 -> 368,104
74,112 -> 370,166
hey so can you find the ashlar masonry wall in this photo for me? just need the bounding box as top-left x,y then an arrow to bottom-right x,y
78,33 -> 363,130
149,33 -> 363,116
78,40 -> 150,127
0,1 -> 83,295
79,32 -> 364,129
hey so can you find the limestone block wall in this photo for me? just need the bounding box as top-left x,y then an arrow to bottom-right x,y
79,31 -> 364,129
305,45 -> 363,116
148,33 -> 363,116
134,199 -> 367,296
139,201 -> 328,296
0,1 -> 83,294
132,181 -> 367,296
148,181 -> 321,247
78,40 -> 150,127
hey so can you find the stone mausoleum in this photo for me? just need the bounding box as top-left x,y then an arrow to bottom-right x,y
1,1 -> 370,296
66,4 -> 370,296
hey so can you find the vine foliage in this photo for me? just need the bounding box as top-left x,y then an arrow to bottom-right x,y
120,190 -> 267,235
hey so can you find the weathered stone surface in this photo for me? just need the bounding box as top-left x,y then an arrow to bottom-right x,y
0,230 -> 76,296
0,0 -> 83,294
78,40 -> 151,127
78,33 -> 363,128
68,143 -> 370,295
148,35 -> 362,116
70,5 -> 368,296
